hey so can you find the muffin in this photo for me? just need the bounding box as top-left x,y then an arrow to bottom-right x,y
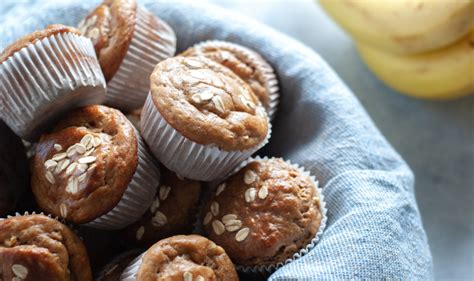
121,235 -> 238,281
78,0 -> 176,111
141,56 -> 270,181
97,249 -> 142,281
182,40 -> 279,119
0,214 -> 92,280
122,167 -> 201,247
0,121 -> 28,216
0,24 -> 106,140
201,157 -> 326,271
31,105 -> 160,230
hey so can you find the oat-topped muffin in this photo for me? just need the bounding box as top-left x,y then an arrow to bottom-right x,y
182,40 -> 279,119
78,0 -> 176,110
202,157 -> 324,267
31,105 -> 160,229
141,56 -> 270,181
0,24 -> 106,140
0,121 -> 28,216
0,214 -> 92,281
121,235 -> 238,281
123,167 -> 201,247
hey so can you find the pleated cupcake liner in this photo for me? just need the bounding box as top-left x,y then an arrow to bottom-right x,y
0,32 -> 106,141
84,129 -> 161,230
190,40 -> 280,120
196,155 -> 327,274
105,6 -> 176,111
140,94 -> 272,181
96,249 -> 144,281
119,252 -> 145,281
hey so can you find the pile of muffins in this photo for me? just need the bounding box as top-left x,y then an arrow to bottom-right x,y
0,0 -> 327,280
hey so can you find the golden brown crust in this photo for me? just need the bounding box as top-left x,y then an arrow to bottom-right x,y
202,158 -> 322,266
0,214 -> 92,281
150,56 -> 269,151
31,105 -> 138,224
181,41 -> 276,109
0,24 -> 80,64
78,0 -> 137,81
123,167 -> 201,247
137,235 -> 238,281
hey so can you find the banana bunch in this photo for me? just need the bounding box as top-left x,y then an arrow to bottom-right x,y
320,0 -> 474,100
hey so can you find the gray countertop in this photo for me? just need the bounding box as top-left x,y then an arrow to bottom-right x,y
209,0 -> 474,279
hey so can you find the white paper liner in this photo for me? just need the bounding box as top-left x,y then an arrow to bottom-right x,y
190,40 -> 280,120
97,249 -> 143,281
84,129 -> 160,230
196,156 -> 327,274
140,94 -> 272,181
0,32 -> 106,140
120,252 -> 145,281
105,7 -> 176,111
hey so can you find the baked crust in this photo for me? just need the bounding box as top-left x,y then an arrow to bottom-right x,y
31,105 -> 138,224
150,56 -> 269,151
137,235 -> 238,281
0,214 -> 92,281
78,0 -> 137,81
123,167 -> 201,247
182,41 -> 276,109
202,158 -> 323,266
0,24 -> 80,64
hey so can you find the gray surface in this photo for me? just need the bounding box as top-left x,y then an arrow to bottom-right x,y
206,0 -> 473,280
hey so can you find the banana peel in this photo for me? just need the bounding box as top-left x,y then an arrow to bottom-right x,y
357,30 -> 474,100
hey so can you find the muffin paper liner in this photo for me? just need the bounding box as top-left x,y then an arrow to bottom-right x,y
120,252 -> 145,281
96,249 -> 143,281
140,94 -> 272,181
196,156 -> 327,274
191,40 -> 279,120
105,7 -> 176,111
84,129 -> 160,230
0,32 -> 106,141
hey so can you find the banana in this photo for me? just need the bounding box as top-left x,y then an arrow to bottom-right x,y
356,30 -> 474,100
320,0 -> 474,55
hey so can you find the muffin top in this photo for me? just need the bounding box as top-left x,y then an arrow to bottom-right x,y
0,121 -> 28,216
202,158 -> 323,266
78,0 -> 137,81
31,105 -> 138,224
150,56 -> 269,151
123,167 -> 201,247
182,41 -> 277,111
136,235 -> 238,281
0,214 -> 92,281
0,24 -> 80,64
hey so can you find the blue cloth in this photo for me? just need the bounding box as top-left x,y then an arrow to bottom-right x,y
0,1 -> 433,279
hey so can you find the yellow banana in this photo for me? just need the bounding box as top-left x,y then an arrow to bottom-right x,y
356,30 -> 474,100
320,0 -> 474,55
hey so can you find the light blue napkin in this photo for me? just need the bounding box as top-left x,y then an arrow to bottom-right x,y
0,1 -> 433,279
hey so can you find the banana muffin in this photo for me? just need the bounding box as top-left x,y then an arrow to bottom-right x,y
182,40 -> 279,119
31,105 -> 160,229
121,235 -> 238,281
0,24 -> 106,140
0,214 -> 92,281
0,121 -> 28,217
141,56 -> 270,181
201,157 -> 325,269
122,167 -> 202,247
78,0 -> 176,110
